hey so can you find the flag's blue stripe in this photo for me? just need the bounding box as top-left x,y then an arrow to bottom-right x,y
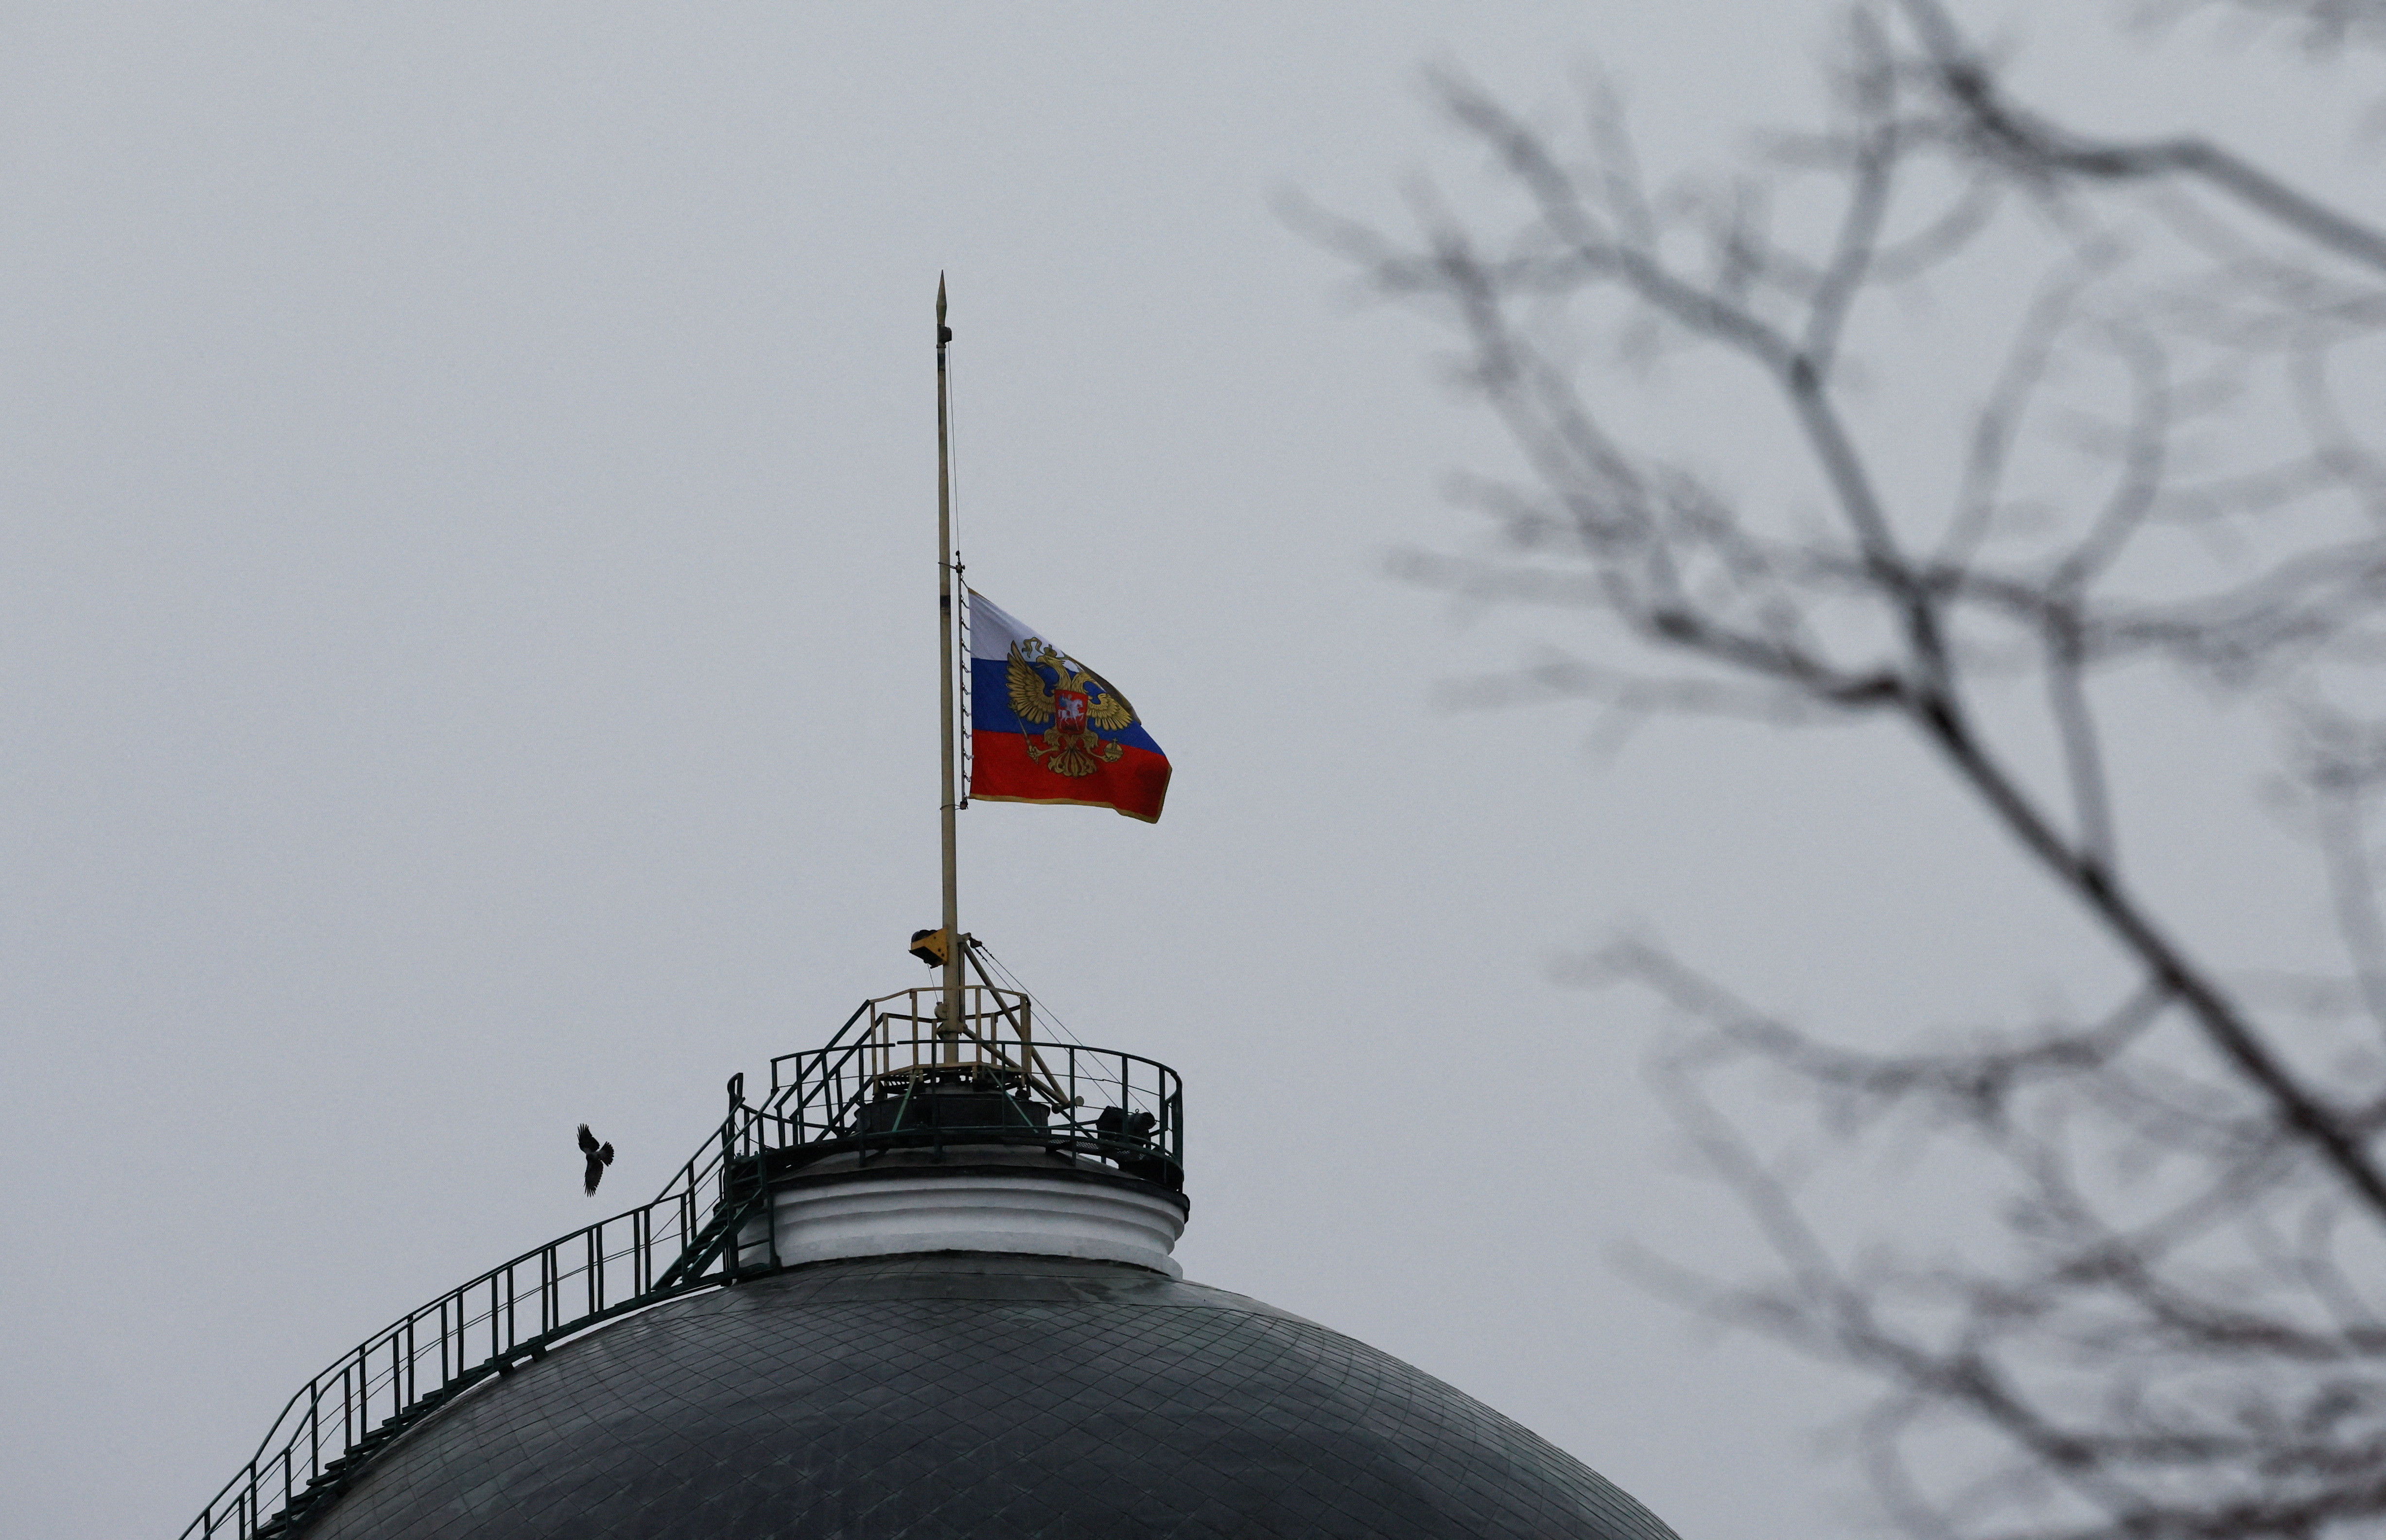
969,657 -> 1165,756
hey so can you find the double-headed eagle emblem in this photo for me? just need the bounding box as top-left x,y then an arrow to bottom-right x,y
1007,640 -> 1138,777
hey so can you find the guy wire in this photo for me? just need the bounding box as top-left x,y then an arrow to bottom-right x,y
971,940 -> 1085,1048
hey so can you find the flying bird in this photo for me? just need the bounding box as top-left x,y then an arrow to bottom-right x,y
578,1124 -> 614,1196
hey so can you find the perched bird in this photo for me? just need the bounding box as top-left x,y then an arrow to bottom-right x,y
577,1124 -> 615,1196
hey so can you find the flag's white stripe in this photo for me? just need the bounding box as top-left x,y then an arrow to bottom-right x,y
966,589 -> 1070,664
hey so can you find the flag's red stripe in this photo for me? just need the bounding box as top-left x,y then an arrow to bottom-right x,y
969,732 -> 1170,822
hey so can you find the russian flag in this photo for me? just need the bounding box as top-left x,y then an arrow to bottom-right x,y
966,590 -> 1170,823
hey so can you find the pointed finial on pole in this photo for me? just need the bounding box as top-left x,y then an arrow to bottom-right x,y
937,274 -> 951,344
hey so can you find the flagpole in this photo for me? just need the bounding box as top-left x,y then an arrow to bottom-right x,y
935,277 -> 963,1064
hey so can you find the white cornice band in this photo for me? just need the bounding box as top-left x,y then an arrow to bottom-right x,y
747,1160 -> 1186,1279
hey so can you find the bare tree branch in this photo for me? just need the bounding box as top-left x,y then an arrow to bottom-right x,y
1899,0 -> 2386,275
1316,2 -> 2386,1529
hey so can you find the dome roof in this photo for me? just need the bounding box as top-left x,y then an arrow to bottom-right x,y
303,1251 -> 1675,1540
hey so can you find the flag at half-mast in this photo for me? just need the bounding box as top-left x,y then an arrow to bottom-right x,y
966,590 -> 1170,823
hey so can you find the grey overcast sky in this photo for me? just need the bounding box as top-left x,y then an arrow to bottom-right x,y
4,4 -> 2378,1537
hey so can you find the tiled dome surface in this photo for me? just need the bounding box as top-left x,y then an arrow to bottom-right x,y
305,1252 -> 1677,1540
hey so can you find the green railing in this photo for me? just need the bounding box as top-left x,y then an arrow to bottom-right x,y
179,987 -> 1184,1539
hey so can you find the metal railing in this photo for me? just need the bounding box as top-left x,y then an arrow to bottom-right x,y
763,985 -> 1184,1191
180,988 -> 1184,1538
180,1101 -> 776,1540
